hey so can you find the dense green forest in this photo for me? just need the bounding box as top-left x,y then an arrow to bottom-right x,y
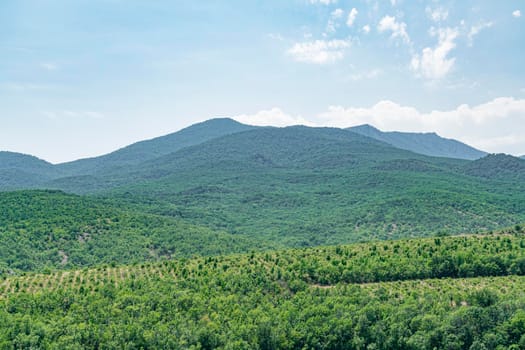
1,231 -> 525,349
2,121 -> 525,249
0,190 -> 274,274
2,119 -> 525,348
1,186 -> 524,276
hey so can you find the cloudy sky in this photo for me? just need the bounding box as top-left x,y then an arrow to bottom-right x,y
1,0 -> 524,163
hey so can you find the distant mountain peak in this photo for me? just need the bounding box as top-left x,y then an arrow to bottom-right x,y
0,151 -> 53,168
347,124 -> 486,160
191,117 -> 247,126
54,117 -> 258,176
352,123 -> 380,130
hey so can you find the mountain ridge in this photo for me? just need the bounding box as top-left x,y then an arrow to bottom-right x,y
56,118 -> 257,176
348,123 -> 487,160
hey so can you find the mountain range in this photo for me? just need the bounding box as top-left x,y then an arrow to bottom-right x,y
0,118 -> 509,192
0,118 -> 524,258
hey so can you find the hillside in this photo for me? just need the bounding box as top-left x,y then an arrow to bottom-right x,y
462,153 -> 525,181
1,122 -> 524,249
2,125 -> 522,248
93,127 -> 523,246
348,124 -> 487,160
1,231 -> 525,349
0,152 -> 61,189
0,190 -> 274,274
56,118 -> 257,176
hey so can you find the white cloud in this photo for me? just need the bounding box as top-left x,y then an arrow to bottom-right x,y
326,8 -> 344,33
233,108 -> 315,127
287,39 -> 351,64
468,21 -> 493,45
411,27 -> 458,80
317,97 -> 525,154
309,0 -> 337,4
377,16 -> 410,44
362,25 -> 371,33
426,7 -> 448,22
346,8 -> 358,27
231,98 -> 525,155
512,10 -> 521,18
331,8 -> 343,18
390,0 -> 397,6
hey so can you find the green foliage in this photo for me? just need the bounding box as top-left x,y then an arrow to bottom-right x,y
0,190 -> 275,274
1,120 -> 525,348
2,123 -> 525,249
463,154 -> 525,180
2,233 -> 525,349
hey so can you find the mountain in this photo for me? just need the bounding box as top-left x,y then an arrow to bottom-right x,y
0,151 -> 61,189
0,151 -> 55,173
348,124 -> 487,160
55,126 -> 521,246
132,126 -> 418,174
0,190 -> 274,273
462,153 -> 525,180
44,126 -> 422,193
56,118 -> 257,176
2,121 -> 524,249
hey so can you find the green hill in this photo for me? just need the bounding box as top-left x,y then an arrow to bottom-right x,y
0,190 -> 274,274
0,152 -> 61,189
462,153 -> 525,180
1,231 -> 525,349
87,127 -> 523,246
349,124 -> 487,160
8,126 -> 523,248
2,122 -> 525,254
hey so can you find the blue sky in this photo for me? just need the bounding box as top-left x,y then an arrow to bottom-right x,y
1,0 -> 524,163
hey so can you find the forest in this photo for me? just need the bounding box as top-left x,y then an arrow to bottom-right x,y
1,121 -> 525,349
1,230 -> 525,349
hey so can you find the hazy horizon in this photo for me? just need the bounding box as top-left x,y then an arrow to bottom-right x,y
1,0 -> 524,162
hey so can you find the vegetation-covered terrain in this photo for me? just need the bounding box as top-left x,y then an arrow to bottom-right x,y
1,231 -> 525,349
0,119 -> 524,268
0,190 -> 274,274
1,119 -> 525,348
3,121 -> 525,247
348,124 -> 487,160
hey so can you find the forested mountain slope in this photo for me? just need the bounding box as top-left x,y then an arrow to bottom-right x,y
349,124 -> 487,160
1,122 -> 524,251
462,153 -> 525,180
56,118 -> 257,176
0,152 -> 61,190
90,127 -> 524,246
0,190 -> 274,274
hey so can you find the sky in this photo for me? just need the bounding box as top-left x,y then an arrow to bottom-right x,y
1,0 -> 524,163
